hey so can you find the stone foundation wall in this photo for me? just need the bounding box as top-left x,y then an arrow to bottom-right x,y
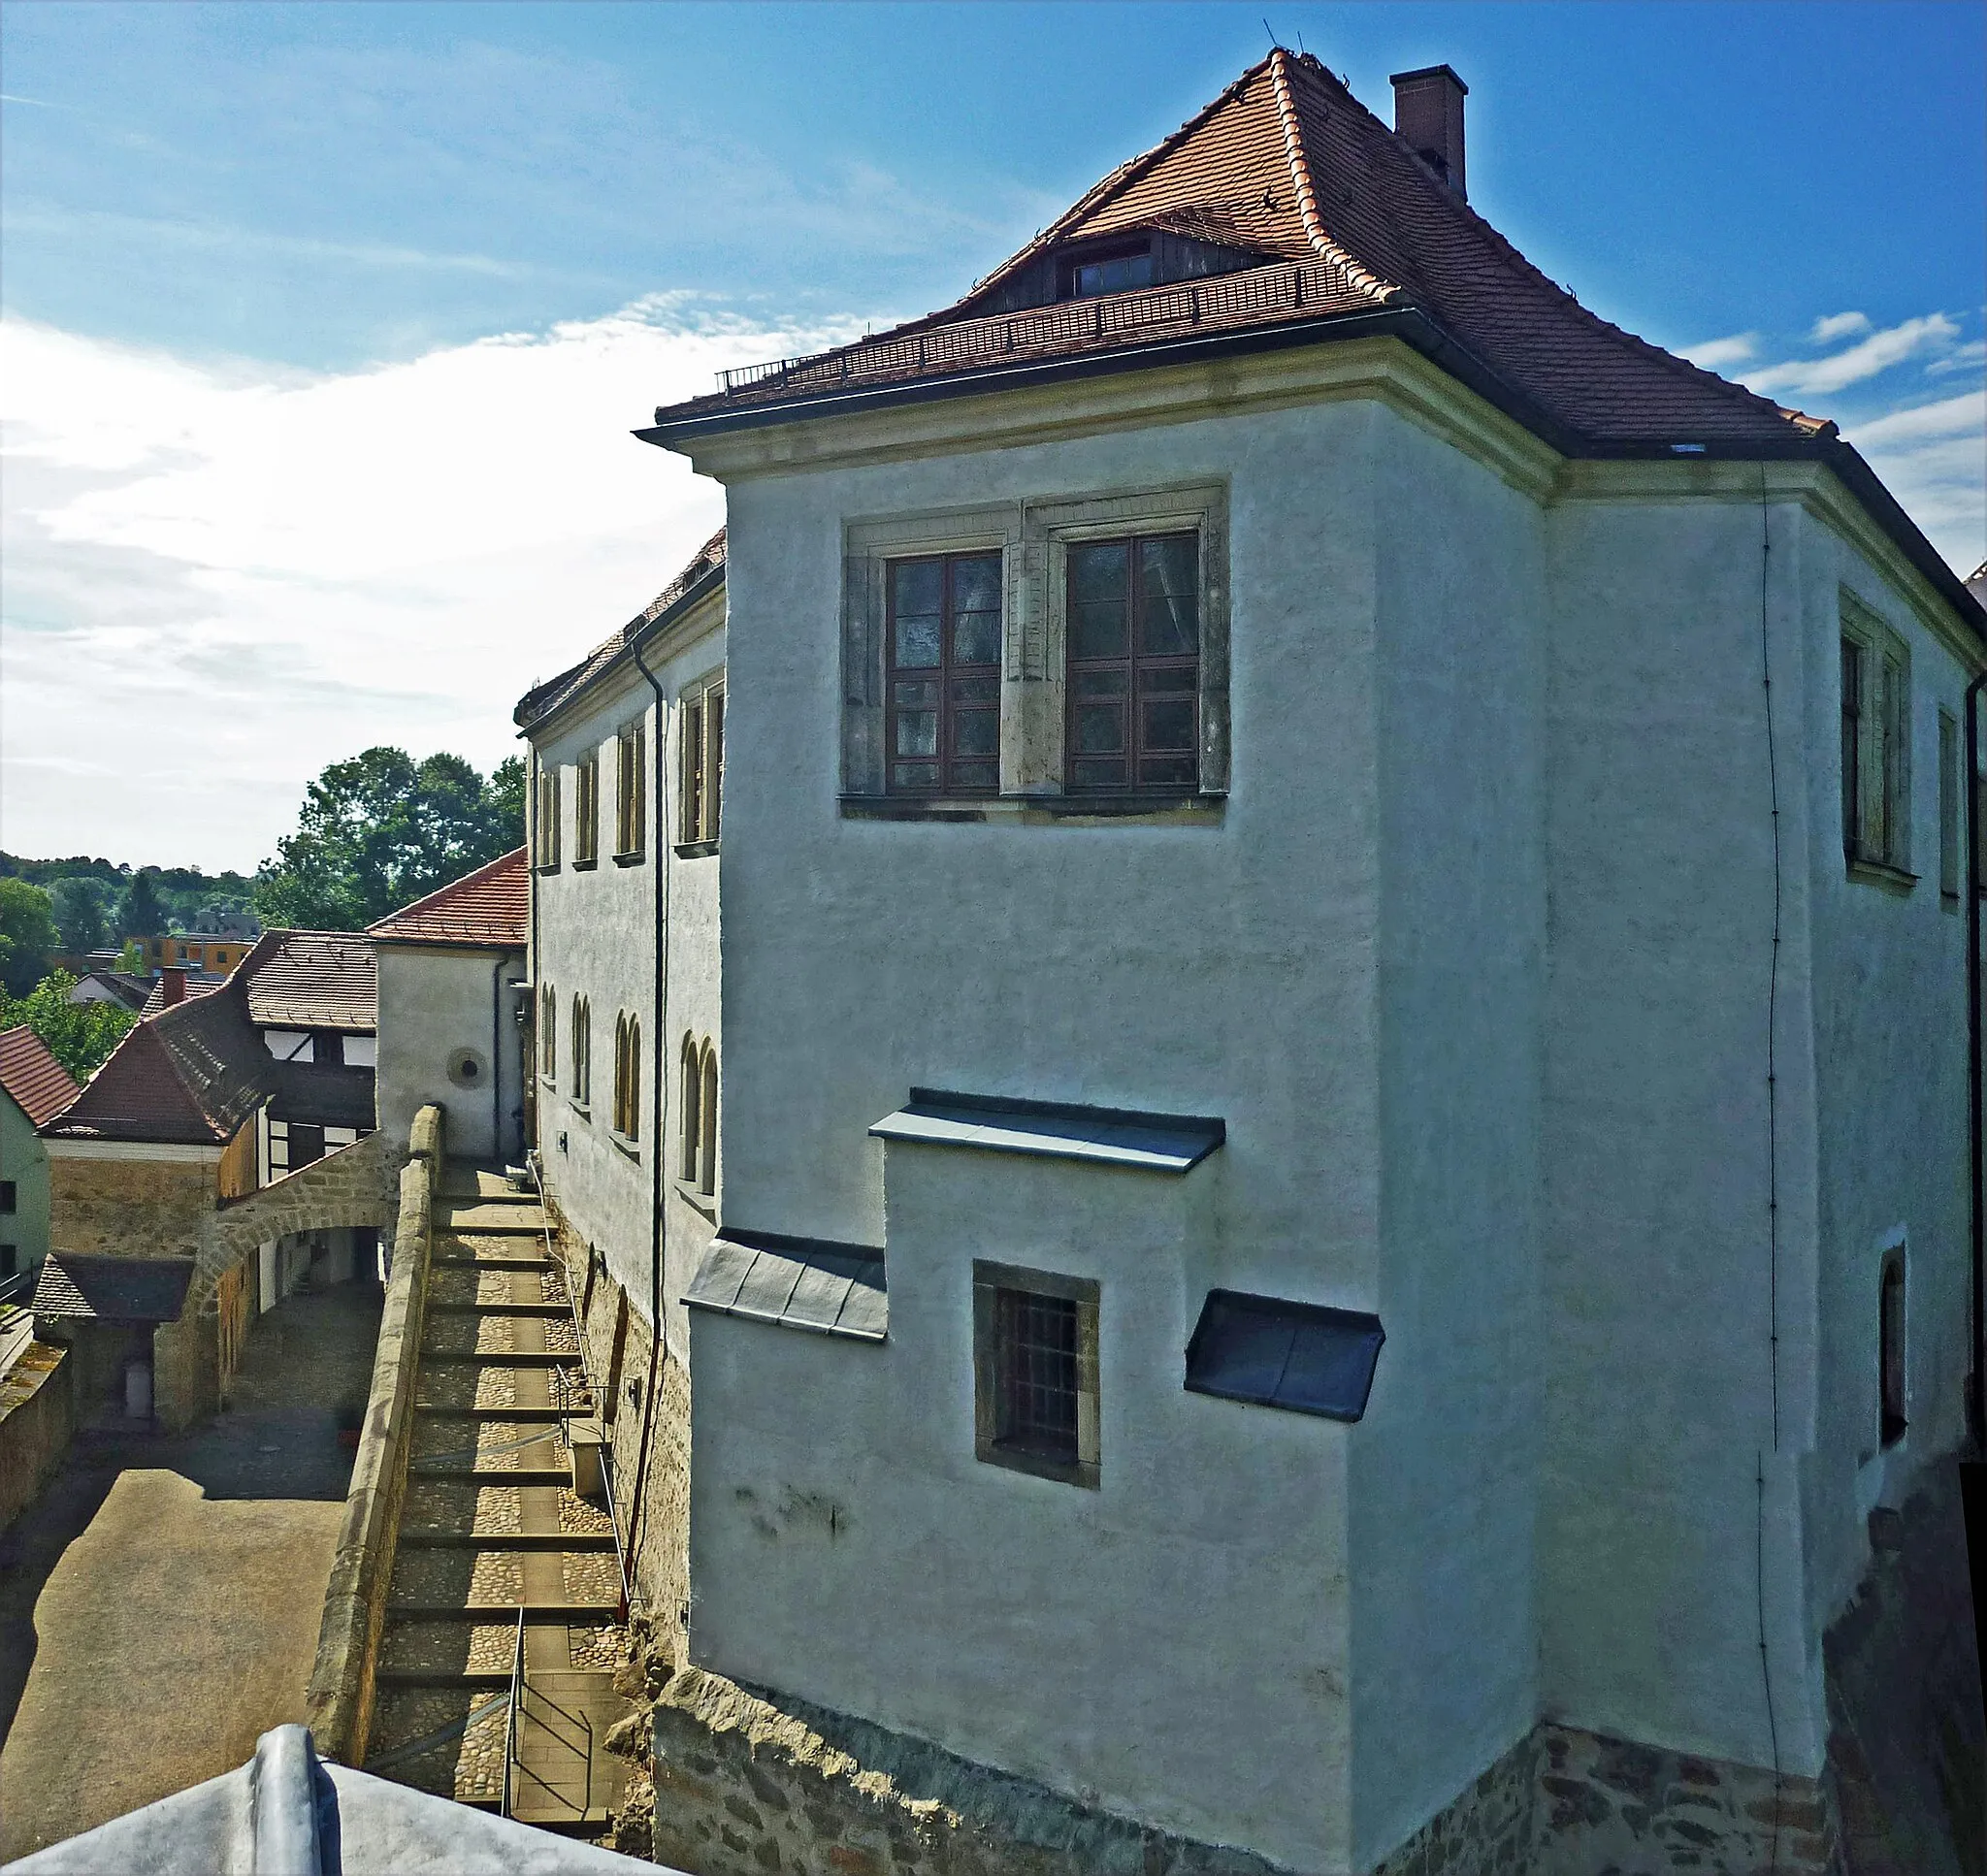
633,1664 -> 1853,1876
0,1342 -> 73,1532
552,1210 -> 692,1651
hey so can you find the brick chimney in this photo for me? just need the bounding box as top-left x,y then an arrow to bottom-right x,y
1390,64 -> 1468,199
158,966 -> 187,1008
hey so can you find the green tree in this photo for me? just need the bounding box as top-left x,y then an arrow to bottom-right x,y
114,940 -> 146,974
0,971 -> 135,1083
253,747 -> 524,930
0,878 -> 57,997
50,876 -> 113,952
118,869 -> 168,941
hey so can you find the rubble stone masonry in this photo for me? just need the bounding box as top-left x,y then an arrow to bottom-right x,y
47,1152 -> 216,1261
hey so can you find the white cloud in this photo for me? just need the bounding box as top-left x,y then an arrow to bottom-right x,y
1743,312 -> 1961,398
1930,339 -> 1987,378
1808,311 -> 1872,344
0,301 -> 861,870
1843,392 -> 1987,576
1680,333 -> 1758,372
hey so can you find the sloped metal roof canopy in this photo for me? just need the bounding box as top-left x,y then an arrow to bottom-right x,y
686,1229 -> 887,1342
1185,1289 -> 1384,1421
33,1251 -> 196,1324
870,1089 -> 1224,1174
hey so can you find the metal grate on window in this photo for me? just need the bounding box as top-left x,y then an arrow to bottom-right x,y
995,1288 -> 1080,1462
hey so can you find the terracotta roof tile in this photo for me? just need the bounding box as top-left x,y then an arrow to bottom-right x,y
368,848 -> 529,948
0,1026 -> 81,1130
138,976 -> 222,1019
515,528 -> 726,729
244,931 -> 376,1031
653,51 -> 1817,452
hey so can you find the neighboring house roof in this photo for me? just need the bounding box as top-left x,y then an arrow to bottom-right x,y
138,976 -> 223,1019
515,527 -> 726,730
368,847 -> 530,949
0,1026 -> 82,1129
640,51 -> 1980,635
33,1250 -> 197,1324
69,970 -> 153,1013
244,931 -> 377,1032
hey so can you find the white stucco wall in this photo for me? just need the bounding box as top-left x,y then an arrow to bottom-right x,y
529,603 -> 724,1354
374,943 -> 526,1163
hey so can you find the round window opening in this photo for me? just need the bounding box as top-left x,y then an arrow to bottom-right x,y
446,1048 -> 487,1089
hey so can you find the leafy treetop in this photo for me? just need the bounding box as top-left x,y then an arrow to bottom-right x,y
0,971 -> 136,1084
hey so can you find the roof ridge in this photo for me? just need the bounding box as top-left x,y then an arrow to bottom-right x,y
368,847 -> 526,934
1266,48 -> 1399,306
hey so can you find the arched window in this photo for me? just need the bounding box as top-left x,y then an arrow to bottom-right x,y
1879,1256 -> 1906,1447
698,1043 -> 719,1197
570,996 -> 590,1107
680,1035 -> 701,1181
538,987 -> 557,1084
621,1016 -> 641,1138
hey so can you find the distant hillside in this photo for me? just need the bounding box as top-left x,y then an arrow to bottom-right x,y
0,854 -> 257,938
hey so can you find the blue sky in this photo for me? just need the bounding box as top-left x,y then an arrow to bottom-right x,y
2,1 -> 1983,869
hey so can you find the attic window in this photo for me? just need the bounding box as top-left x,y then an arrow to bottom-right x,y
1064,243 -> 1155,300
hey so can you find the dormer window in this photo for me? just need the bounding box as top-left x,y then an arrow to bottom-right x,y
1063,242 -> 1155,300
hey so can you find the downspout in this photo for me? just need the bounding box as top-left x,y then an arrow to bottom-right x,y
490,953 -> 505,1164
625,631 -> 672,1601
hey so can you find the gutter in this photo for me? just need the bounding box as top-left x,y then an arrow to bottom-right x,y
636,303 -> 1986,646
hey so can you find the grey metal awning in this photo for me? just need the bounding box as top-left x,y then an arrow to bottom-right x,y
1185,1289 -> 1384,1422
869,1088 -> 1223,1174
33,1251 -> 197,1325
685,1229 -> 887,1342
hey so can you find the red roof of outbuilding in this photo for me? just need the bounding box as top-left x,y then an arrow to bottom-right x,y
0,1026 -> 82,1130
368,848 -> 529,948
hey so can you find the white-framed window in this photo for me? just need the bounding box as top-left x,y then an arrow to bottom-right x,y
1840,593 -> 1911,881
535,764 -> 562,871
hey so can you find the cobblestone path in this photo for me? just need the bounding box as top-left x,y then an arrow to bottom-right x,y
366,1164 -> 632,1837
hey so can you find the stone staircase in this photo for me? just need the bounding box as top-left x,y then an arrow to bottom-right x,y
362,1164 -> 633,1836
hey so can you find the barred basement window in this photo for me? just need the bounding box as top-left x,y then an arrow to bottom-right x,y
887,552 -> 1001,794
574,751 -> 600,865
1065,534 -> 1200,794
972,1262 -> 1099,1488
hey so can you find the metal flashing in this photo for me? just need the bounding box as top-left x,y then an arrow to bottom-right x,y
870,1088 -> 1224,1173
685,1228 -> 887,1342
1185,1288 -> 1384,1421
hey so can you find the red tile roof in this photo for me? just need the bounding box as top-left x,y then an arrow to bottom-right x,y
368,848 -> 529,948
43,990 -> 269,1146
0,1026 -> 82,1130
138,976 -> 222,1019
649,51 -> 1823,450
515,529 -> 726,730
244,930 -> 377,1031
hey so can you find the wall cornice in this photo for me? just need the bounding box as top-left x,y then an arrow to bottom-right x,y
43,1138 -> 223,1164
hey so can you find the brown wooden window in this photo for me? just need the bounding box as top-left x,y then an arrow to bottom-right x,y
570,995 -> 591,1107
574,752 -> 600,864
1840,637 -> 1862,860
1938,711 -> 1960,902
887,552 -> 1001,794
679,682 -> 724,846
1879,1255 -> 1906,1447
535,765 -> 561,869
1841,604 -> 1911,878
616,722 -> 646,858
698,1045 -> 718,1196
679,1034 -> 701,1182
972,1262 -> 1099,1488
538,986 -> 556,1083
612,1012 -> 640,1138
1065,533 -> 1199,792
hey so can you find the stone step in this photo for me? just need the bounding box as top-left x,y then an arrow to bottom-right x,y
437,1205 -> 548,1234
426,1300 -> 571,1317
458,1797 -> 617,1835
397,1532 -> 618,1552
418,1350 -> 581,1368
413,1405 -> 586,1422
407,1466 -> 572,1486
385,1601 -> 622,1621
433,1252 -> 556,1270
376,1667 -> 514,1690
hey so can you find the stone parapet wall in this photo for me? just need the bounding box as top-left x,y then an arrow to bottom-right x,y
198,1127 -> 397,1309
304,1106 -> 441,1766
0,1343 -> 73,1533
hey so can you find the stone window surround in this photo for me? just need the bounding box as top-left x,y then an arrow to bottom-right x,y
841,481 -> 1229,817
972,1259 -> 1101,1490
1840,586 -> 1915,894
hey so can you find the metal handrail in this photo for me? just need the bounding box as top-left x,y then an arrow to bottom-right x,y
501,1607 -> 524,1818
514,1680 -> 597,1817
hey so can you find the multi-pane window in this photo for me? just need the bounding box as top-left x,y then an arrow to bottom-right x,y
612,1013 -> 641,1137
570,995 -> 591,1107
538,986 -> 557,1083
699,1046 -> 718,1196
534,766 -> 561,870
887,553 -> 1001,794
1939,711 -> 1960,902
616,721 -> 646,857
1065,534 -> 1199,792
972,1263 -> 1099,1488
678,1034 -> 715,1190
679,682 -> 725,845
1840,608 -> 1909,875
574,752 -> 600,864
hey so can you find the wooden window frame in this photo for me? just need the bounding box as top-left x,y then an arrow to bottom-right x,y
611,1012 -> 641,1140
698,1044 -> 718,1197
573,751 -> 600,866
972,1261 -> 1099,1489
534,765 -> 561,871
1840,594 -> 1914,888
538,986 -> 557,1084
1062,531 -> 1201,794
884,551 -> 1003,796
679,1034 -> 701,1182
1938,709 -> 1960,904
676,678 -> 725,851
570,995 -> 590,1111
616,720 -> 647,860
